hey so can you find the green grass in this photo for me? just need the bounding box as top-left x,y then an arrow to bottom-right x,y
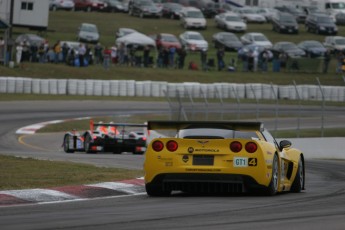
0,155 -> 143,190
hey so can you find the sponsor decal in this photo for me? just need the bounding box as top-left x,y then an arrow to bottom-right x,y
157,156 -> 172,161
188,147 -> 219,153
233,157 -> 248,167
266,159 -> 273,165
267,151 -> 273,155
182,155 -> 189,163
188,147 -> 194,153
165,162 -> 173,167
194,149 -> 219,153
248,158 -> 257,166
197,140 -> 209,147
233,157 -> 257,167
185,168 -> 221,172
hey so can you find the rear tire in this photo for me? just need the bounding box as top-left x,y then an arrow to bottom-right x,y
265,154 -> 279,196
291,157 -> 304,192
145,183 -> 171,197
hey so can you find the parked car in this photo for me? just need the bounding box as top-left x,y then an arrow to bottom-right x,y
214,12 -> 247,33
195,0 -> 218,18
115,27 -> 138,39
161,2 -> 183,19
254,7 -> 279,22
77,23 -> 100,44
212,32 -> 243,52
323,36 -> 345,53
213,2 -> 233,14
15,34 -> 45,47
179,0 -> 217,18
129,0 -> 162,18
179,31 -> 208,51
297,40 -> 327,58
49,0 -> 75,11
271,41 -> 306,58
180,6 -> 207,30
271,11 -> 299,34
152,0 -> 163,11
335,12 -> 345,25
305,13 -> 338,35
240,32 -> 272,49
274,5 -> 307,23
232,7 -> 266,23
73,0 -> 107,12
119,0 -> 130,12
150,33 -> 182,50
103,0 -> 126,12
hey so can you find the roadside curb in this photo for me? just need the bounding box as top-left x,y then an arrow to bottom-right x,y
0,178 -> 145,206
16,117 -> 90,134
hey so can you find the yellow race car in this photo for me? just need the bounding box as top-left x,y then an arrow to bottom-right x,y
144,121 -> 305,196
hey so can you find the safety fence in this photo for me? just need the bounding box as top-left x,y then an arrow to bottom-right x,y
1,77 -> 345,102
164,78 -> 345,137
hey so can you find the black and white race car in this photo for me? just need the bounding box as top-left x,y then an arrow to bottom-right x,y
63,120 -> 147,154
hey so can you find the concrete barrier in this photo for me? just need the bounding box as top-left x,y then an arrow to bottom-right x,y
279,137 -> 345,160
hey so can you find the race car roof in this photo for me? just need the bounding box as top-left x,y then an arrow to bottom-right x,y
147,121 -> 263,131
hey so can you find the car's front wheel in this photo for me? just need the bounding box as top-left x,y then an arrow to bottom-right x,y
63,135 -> 74,153
84,133 -> 95,153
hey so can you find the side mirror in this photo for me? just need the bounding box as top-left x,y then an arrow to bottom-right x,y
279,140 -> 292,150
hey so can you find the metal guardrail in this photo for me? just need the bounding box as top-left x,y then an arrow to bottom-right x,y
164,77 -> 345,137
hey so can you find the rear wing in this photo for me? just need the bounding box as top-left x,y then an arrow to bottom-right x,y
90,120 -> 147,133
147,121 -> 263,132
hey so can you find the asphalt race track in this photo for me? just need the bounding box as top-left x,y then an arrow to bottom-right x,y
0,101 -> 344,230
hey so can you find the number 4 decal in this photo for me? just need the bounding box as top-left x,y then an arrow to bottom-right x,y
248,158 -> 257,166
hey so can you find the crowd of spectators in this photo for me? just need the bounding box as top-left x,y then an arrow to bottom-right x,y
8,38 -> 341,75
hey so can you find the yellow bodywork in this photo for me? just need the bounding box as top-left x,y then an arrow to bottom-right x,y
144,136 -> 303,193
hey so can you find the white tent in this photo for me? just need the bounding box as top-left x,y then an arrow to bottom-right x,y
116,32 -> 156,49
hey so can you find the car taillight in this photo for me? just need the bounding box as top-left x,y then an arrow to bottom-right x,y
166,140 -> 178,152
230,141 -> 242,153
245,142 -> 257,153
152,140 -> 164,152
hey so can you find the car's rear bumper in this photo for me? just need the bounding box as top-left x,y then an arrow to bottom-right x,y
146,173 -> 267,194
